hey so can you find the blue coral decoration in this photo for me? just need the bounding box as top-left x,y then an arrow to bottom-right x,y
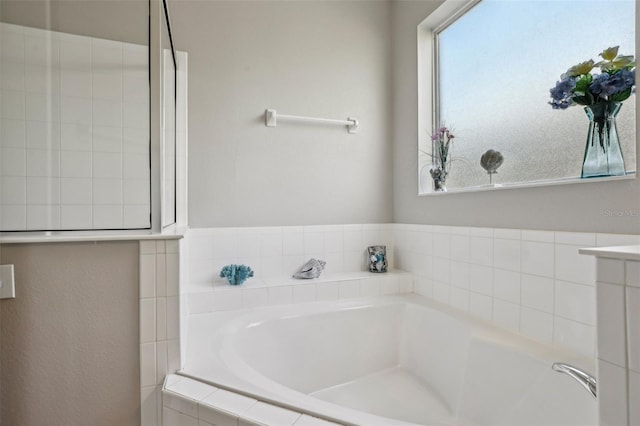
219,264 -> 254,286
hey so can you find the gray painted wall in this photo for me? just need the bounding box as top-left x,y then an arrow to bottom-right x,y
0,242 -> 139,426
170,0 -> 394,227
0,0 -> 147,45
391,0 -> 640,234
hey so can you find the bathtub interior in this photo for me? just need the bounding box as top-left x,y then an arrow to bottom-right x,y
185,297 -> 597,426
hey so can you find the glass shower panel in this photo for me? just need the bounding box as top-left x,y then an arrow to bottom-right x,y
161,2 -> 176,229
0,1 -> 150,231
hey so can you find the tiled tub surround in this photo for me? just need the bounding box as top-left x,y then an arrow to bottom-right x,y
166,224 -> 639,426
184,225 -> 401,315
394,224 -> 640,358
172,295 -> 596,426
163,374 -> 340,426
0,22 -> 150,230
579,246 -> 640,426
140,239 -> 183,426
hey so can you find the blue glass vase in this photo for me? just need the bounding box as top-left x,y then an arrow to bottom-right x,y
581,101 -> 626,178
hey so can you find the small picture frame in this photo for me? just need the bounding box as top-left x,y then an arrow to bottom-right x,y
367,245 -> 388,273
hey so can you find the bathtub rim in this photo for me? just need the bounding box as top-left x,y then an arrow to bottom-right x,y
181,293 -> 597,426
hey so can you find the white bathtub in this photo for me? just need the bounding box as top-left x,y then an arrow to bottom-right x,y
182,294 -> 597,426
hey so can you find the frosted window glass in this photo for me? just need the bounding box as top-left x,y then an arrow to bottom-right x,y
434,0 -> 635,189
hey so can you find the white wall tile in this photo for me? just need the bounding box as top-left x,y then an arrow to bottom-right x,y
520,307 -> 553,344
1,118 -> 26,148
25,92 -> 60,122
199,389 -> 256,426
187,292 -> 213,314
324,227 -> 344,253
293,284 -> 316,303
282,229 -> 304,256
493,299 -> 520,331
59,39 -> 91,98
303,231 -> 324,255
316,282 -> 339,301
163,406 -> 198,426
554,317 -> 595,357
60,96 -> 92,125
27,205 -> 60,230
469,264 -> 492,296
140,299 -> 156,343
124,101 -> 149,129
140,342 -> 157,387
450,261 -> 469,289
60,205 -> 92,229
93,99 -> 123,127
93,179 -> 122,205
241,402 -> 300,426
493,238 -> 521,272
93,152 -> 122,178
141,386 -> 158,426
1,205 -> 26,230
1,90 -> 25,120
469,237 -> 493,266
1,176 -> 26,204
433,281 -> 450,304
123,153 -> 149,180
166,253 -> 180,296
268,285 -> 293,305
469,292 -> 492,320
493,268 -> 520,303
140,254 -> 156,299
343,228 -> 362,253
1,60 -> 25,90
1,147 -> 26,176
92,57 -> 123,101
93,125 -> 123,153
60,150 -> 91,177
213,289 -> 242,312
450,235 -> 470,262
26,177 -> 59,204
242,288 -> 268,309
124,204 -> 151,228
61,123 -> 92,151
26,148 -> 60,177
520,274 -> 553,313
156,340 -> 168,385
555,244 -> 595,286
555,280 -> 596,325
450,287 -> 469,312
93,205 -> 123,229
432,233 -> 451,259
294,415 -> 340,426
521,241 -> 554,278
60,178 -> 91,204
433,258 -> 450,283
166,297 -> 179,340
26,121 -> 61,149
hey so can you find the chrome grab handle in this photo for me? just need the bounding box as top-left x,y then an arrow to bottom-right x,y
552,362 -> 597,399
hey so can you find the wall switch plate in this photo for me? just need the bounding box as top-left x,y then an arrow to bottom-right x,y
0,264 -> 16,299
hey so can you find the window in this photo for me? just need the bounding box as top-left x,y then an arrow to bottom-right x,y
418,0 -> 636,193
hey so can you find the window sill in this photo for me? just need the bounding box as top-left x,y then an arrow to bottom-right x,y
419,172 -> 637,196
